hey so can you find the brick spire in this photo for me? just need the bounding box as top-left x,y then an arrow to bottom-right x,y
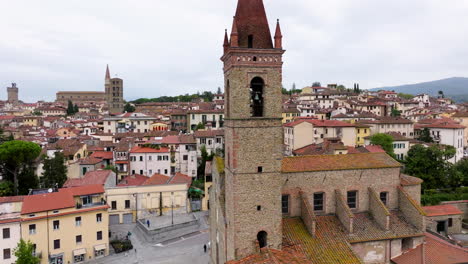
223,29 -> 230,53
274,19 -> 283,49
105,64 -> 110,80
233,0 -> 273,49
230,16 -> 239,48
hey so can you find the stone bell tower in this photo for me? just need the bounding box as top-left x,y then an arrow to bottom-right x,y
221,0 -> 285,260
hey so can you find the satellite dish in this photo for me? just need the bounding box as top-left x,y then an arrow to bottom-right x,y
48,188 -> 53,193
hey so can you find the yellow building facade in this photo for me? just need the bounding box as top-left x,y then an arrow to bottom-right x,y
20,186 -> 109,264
355,124 -> 371,146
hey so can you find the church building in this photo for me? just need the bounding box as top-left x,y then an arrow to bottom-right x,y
209,1 -> 427,263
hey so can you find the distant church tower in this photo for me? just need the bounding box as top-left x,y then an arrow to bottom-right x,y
222,0 -> 285,260
105,65 -> 124,113
7,83 -> 19,104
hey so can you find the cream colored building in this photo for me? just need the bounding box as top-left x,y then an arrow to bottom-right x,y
103,113 -> 158,134
452,112 -> 468,146
106,173 -> 191,225
0,197 -> 23,264
20,185 -> 109,264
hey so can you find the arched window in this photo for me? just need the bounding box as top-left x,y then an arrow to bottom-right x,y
257,231 -> 267,248
248,35 -> 254,48
250,77 -> 264,117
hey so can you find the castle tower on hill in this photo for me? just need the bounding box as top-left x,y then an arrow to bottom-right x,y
7,83 -> 19,104
221,0 -> 285,260
105,65 -> 124,113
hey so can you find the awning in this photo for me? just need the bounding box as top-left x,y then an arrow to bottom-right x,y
73,248 -> 86,256
94,244 -> 107,251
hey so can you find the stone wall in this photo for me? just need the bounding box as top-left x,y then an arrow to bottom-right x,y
368,187 -> 390,230
426,214 -> 463,234
401,184 -> 421,204
300,191 -> 316,236
398,186 -> 426,231
441,200 -> 468,220
351,240 -> 386,264
335,190 -> 354,233
282,167 -> 401,215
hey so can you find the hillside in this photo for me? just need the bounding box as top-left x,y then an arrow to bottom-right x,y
371,77 -> 468,102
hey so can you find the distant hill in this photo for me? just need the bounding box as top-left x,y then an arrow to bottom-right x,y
370,77 -> 468,102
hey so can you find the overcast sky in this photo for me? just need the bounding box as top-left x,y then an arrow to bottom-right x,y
1,0 -> 468,102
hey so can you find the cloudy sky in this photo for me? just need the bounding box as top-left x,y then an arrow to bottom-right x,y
1,0 -> 468,102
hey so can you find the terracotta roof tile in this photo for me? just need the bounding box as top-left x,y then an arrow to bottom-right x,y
282,153 -> 400,173
423,205 -> 463,217
0,196 -> 25,204
392,232 -> 468,264
63,170 -> 112,187
400,174 -> 423,186
129,146 -> 169,153
90,151 -> 114,160
143,173 -> 170,185
117,174 -> 148,187
21,190 -> 75,214
168,173 -> 192,186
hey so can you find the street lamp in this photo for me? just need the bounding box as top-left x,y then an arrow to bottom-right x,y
171,192 -> 174,226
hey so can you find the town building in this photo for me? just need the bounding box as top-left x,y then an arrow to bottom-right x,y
210,1 -> 427,263
129,146 -> 171,176
103,113 -> 158,134
6,83 -> 19,105
0,196 -> 24,264
187,109 -> 224,132
20,185 -> 109,264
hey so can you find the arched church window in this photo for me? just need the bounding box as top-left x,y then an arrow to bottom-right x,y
248,35 -> 254,48
250,77 -> 264,117
257,231 -> 267,248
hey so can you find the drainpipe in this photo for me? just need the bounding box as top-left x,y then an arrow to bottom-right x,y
46,211 -> 50,261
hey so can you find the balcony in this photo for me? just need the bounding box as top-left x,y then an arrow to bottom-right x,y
76,200 -> 106,209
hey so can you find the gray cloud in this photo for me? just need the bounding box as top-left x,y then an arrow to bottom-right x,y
1,0 -> 467,102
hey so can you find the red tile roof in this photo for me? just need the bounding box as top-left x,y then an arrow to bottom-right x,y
143,173 -> 171,185
392,232 -> 468,264
168,173 -> 192,186
423,205 -> 463,217
0,196 -> 25,204
63,170 -> 113,188
117,174 -> 148,187
64,184 -> 105,196
282,152 -> 400,173
21,190 -> 75,214
90,151 -> 114,160
400,174 -> 423,186
129,146 -> 169,153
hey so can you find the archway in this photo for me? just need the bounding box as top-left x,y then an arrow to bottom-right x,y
250,77 -> 264,117
257,231 -> 268,248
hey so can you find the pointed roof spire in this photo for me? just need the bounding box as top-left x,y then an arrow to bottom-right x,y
233,0 -> 273,49
105,64 -> 110,80
230,16 -> 239,48
223,29 -> 229,53
274,19 -> 283,49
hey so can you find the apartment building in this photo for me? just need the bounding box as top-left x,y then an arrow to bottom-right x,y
20,185 -> 109,264
129,146 -> 171,176
161,135 -> 198,177
0,197 -> 23,264
361,117 -> 415,138
193,130 -> 224,157
187,109 -> 224,132
103,113 -> 158,134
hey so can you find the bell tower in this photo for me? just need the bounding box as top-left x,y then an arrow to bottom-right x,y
222,0 -> 285,260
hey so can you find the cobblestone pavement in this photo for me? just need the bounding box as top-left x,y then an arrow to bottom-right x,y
88,212 -> 210,264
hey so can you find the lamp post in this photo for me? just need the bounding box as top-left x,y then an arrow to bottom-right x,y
171,192 -> 174,226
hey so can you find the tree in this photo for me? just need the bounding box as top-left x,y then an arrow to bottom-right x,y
398,93 -> 414,100
195,122 -> 205,131
197,145 -> 214,180
312,82 -> 321,87
337,85 -> 346,91
454,158 -> 468,186
438,90 -> 445,98
124,103 -> 136,113
41,152 -> 68,189
418,128 -> 434,143
0,141 -> 41,195
32,110 -> 42,116
0,181 -> 13,196
66,100 -> 75,115
14,239 -> 40,264
104,164 -> 118,174
73,104 -> 79,114
391,108 -> 402,117
404,144 -> 456,190
370,133 -> 395,158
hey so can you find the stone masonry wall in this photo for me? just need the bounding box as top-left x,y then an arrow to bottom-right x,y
398,186 -> 426,231
401,184 -> 421,205
335,190 -> 354,233
368,187 -> 390,230
300,191 -> 316,236
282,167 -> 401,216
